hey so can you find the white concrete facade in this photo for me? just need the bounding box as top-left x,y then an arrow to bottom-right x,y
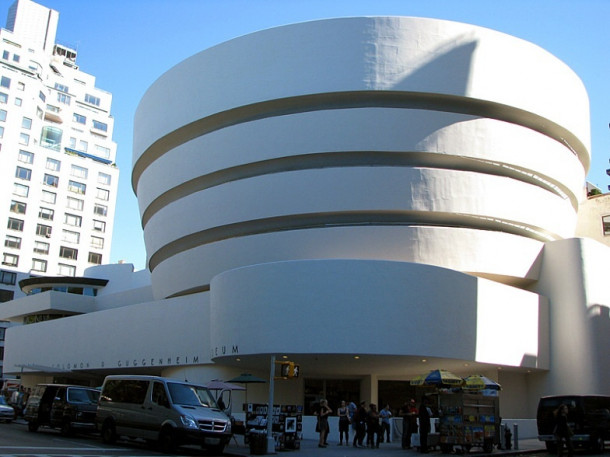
2,17 -> 609,422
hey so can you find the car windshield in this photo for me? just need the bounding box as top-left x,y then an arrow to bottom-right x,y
167,382 -> 217,408
67,388 -> 100,404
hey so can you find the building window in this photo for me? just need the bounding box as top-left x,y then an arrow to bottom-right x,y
38,90 -> 46,102
96,188 -> 110,201
93,220 -> 106,233
14,97 -> 22,107
57,92 -> 71,105
13,183 -> 29,197
21,116 -> 32,129
94,145 -> 111,159
62,229 -> 80,244
59,246 -> 78,260
93,204 -> 107,217
46,157 -> 61,171
7,217 -> 24,231
54,83 -> 69,93
0,289 -> 14,302
33,241 -> 49,254
4,235 -> 21,249
91,236 -> 104,249
2,253 -> 18,266
88,252 -> 102,264
66,197 -> 84,211
18,150 -> 34,163
13,54 -> 20,63
64,213 -> 82,227
40,126 -> 62,151
43,173 -> 59,187
98,172 -> 111,185
73,113 -> 86,124
603,215 -> 610,236
19,132 -> 29,145
0,109 -> 6,121
15,166 -> 31,181
58,263 -> 76,276
32,258 -> 47,272
85,93 -> 100,106
1,51 -> 7,60
92,120 -> 108,132
36,224 -> 52,238
78,139 -> 88,152
38,207 -> 54,220
0,92 -> 8,103
0,270 -> 17,285
41,190 -> 56,204
10,200 -> 26,214
0,76 -> 10,89
68,180 -> 86,194
0,125 -> 3,138
70,164 -> 88,179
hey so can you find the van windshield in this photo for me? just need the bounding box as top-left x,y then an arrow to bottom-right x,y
167,382 -> 217,408
67,388 -> 100,404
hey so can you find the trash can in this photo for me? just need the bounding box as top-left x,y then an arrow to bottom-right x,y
249,431 -> 267,455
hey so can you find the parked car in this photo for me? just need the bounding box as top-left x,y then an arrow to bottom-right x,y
0,396 -> 15,423
537,394 -> 610,452
96,375 -> 232,454
24,384 -> 100,435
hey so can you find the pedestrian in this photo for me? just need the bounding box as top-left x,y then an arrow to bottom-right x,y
352,401 -> 367,448
418,397 -> 431,453
379,404 -> 392,443
337,400 -> 350,445
317,399 -> 332,448
366,403 -> 381,448
554,404 -> 574,457
406,398 -> 418,448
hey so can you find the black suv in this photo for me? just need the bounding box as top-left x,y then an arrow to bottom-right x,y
24,384 -> 100,435
537,395 -> 610,452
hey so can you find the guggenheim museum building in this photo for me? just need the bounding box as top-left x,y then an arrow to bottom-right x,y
3,17 -> 609,422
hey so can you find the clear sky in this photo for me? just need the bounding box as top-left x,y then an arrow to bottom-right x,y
25,0 -> 610,271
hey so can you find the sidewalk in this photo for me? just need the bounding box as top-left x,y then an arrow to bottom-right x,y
224,438 -> 546,457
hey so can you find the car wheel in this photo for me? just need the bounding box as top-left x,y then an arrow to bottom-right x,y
590,435 -> 605,453
159,427 -> 176,454
27,421 -> 39,432
60,419 -> 72,436
101,420 -> 117,444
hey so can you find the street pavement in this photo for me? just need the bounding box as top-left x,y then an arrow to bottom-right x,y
224,437 -> 547,457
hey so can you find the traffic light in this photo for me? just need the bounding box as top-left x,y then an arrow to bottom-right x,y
279,362 -> 300,378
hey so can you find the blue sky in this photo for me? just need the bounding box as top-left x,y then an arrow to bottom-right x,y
27,0 -> 610,271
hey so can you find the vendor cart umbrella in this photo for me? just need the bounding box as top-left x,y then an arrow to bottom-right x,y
410,369 -> 464,387
204,379 -> 246,400
462,374 -> 501,391
227,373 -> 266,404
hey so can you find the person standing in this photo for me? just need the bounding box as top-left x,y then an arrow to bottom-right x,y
337,400 -> 350,445
353,401 -> 367,448
418,397 -> 431,453
554,404 -> 574,457
317,399 -> 332,448
379,404 -> 392,443
406,399 -> 419,449
366,403 -> 381,448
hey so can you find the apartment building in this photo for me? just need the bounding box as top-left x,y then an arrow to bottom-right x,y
0,0 -> 118,304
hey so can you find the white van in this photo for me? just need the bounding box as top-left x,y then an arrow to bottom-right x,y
96,375 -> 232,453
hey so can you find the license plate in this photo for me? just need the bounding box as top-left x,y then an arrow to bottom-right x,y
205,437 -> 221,445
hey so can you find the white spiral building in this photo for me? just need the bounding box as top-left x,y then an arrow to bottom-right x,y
4,16 -> 609,423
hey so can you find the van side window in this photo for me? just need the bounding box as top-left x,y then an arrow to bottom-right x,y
102,380 -> 149,404
152,382 -> 168,407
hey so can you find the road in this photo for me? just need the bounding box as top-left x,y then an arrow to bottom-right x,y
0,419 -> 227,456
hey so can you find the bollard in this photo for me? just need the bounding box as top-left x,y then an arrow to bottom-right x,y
513,423 -> 519,450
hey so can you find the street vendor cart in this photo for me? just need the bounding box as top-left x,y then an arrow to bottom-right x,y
438,391 -> 500,453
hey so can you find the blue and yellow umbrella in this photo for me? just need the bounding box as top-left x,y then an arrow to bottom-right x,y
410,369 -> 464,387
